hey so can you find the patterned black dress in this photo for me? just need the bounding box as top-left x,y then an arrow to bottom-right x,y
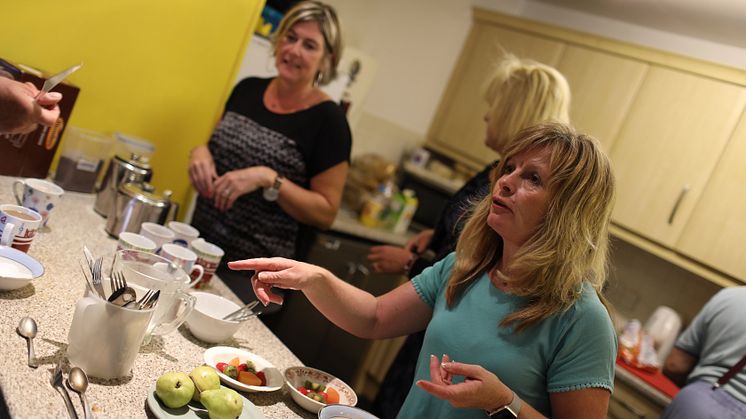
372,160 -> 499,419
191,77 -> 351,303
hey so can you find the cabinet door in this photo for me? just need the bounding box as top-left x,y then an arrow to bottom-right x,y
676,114 -> 746,279
609,66 -> 746,246
607,378 -> 663,419
556,46 -> 648,151
427,23 -> 565,167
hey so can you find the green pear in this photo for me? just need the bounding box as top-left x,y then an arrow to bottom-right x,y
155,371 -> 195,409
200,388 -> 244,419
189,365 -> 221,402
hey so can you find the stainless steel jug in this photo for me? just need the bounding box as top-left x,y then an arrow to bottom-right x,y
105,182 -> 173,238
94,153 -> 152,217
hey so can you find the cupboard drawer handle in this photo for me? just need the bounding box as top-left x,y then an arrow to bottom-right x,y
322,239 -> 341,250
668,185 -> 690,225
613,397 -> 646,419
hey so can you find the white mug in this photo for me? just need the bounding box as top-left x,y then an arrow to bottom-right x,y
117,232 -> 157,253
167,221 -> 199,247
0,204 -> 43,253
13,178 -> 64,227
139,222 -> 175,253
160,243 -> 203,287
189,238 -> 225,289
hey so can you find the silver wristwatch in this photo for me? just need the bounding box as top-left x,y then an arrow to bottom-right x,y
485,391 -> 522,419
262,175 -> 284,201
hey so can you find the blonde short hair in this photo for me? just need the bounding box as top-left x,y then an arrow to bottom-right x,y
447,122 -> 615,331
271,1 -> 343,85
484,55 -> 571,153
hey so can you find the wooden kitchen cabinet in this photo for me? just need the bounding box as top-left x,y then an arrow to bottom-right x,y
426,20 -> 565,169
555,45 -> 648,152
264,231 -> 404,390
676,113 -> 746,279
608,378 -> 664,419
609,66 -> 746,247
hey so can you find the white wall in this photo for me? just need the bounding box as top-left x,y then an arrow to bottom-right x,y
327,0 -> 746,163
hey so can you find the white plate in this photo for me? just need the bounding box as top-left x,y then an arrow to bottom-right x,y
203,346 -> 284,393
319,404 -> 379,419
147,383 -> 265,419
0,246 -> 43,291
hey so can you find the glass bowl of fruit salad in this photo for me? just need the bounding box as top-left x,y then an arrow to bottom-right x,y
284,366 -> 357,413
204,346 -> 284,393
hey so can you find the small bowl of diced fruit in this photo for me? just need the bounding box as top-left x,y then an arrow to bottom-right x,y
284,366 -> 357,414
203,346 -> 284,393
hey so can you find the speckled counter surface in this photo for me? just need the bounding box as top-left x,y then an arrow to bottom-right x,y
0,176 -> 315,419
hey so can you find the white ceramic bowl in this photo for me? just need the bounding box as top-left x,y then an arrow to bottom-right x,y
203,346 -> 284,393
318,404 -> 379,419
185,292 -> 242,343
0,246 -> 44,291
284,366 -> 357,414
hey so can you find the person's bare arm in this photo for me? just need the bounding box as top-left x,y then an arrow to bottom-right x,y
663,347 -> 698,387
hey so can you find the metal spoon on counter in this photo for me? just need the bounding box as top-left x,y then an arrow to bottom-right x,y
17,317 -> 38,368
67,367 -> 93,419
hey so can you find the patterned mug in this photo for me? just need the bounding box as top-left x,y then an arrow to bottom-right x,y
0,204 -> 43,253
13,178 -> 64,227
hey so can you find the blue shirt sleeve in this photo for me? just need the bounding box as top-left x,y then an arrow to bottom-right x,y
547,287 -> 618,393
411,252 -> 457,307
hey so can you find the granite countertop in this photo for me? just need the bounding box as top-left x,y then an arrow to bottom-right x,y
0,176 -> 315,418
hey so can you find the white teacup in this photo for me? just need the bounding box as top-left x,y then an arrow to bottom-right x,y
160,243 -> 203,287
167,221 -> 199,247
0,204 -> 43,253
117,232 -> 157,253
13,178 -> 64,227
139,222 -> 175,253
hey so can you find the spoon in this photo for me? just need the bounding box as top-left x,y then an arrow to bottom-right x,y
16,317 -> 38,368
67,367 -> 93,419
107,287 -> 136,306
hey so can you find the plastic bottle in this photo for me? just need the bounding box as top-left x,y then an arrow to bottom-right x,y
393,189 -> 418,234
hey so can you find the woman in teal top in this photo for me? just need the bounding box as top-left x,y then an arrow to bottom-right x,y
230,122 -> 618,418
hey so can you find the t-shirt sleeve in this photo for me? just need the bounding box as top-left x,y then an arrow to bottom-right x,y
411,252 -> 456,307
675,289 -> 725,357
546,293 -> 618,393
307,103 -> 352,177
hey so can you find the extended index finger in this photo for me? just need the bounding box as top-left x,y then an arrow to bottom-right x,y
228,257 -> 294,272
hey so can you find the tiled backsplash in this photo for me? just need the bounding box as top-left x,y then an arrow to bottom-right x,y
605,237 -> 723,331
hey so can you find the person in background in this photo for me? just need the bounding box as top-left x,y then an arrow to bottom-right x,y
367,54 -> 571,418
230,122 -> 618,418
661,287 -> 746,418
188,1 -> 351,307
0,76 -> 61,134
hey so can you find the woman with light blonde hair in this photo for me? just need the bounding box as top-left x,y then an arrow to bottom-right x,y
229,122 -> 618,418
367,54 -> 572,418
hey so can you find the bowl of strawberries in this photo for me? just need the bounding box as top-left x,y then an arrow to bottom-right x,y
203,346 -> 284,393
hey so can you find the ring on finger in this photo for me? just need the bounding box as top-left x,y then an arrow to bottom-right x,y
223,188 -> 232,196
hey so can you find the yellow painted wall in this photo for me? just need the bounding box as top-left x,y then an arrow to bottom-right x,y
0,0 -> 265,214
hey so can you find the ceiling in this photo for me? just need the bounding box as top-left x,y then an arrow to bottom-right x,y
532,0 -> 746,50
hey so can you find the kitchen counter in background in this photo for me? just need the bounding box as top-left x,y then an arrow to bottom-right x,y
0,176 -> 314,419
331,207 -> 416,247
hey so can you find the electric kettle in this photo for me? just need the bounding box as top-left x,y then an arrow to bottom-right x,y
94,153 -> 153,218
105,182 -> 174,238
645,306 -> 682,364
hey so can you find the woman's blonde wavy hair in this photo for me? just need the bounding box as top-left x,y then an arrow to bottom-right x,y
484,54 -> 571,153
446,122 -> 615,332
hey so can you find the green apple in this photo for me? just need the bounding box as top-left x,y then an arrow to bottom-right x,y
155,371 -> 195,409
200,388 -> 244,419
190,365 -> 221,402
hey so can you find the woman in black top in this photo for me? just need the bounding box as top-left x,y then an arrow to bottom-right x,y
369,55 -> 572,418
188,1 -> 351,304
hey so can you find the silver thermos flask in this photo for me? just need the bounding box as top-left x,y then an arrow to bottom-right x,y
94,153 -> 152,218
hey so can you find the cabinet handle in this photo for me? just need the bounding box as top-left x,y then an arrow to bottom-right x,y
667,185 -> 690,225
357,264 -> 370,276
612,397 -> 646,419
322,239 -> 341,250
346,262 -> 357,280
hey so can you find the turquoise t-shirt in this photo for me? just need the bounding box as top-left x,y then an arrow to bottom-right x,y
398,253 -> 617,418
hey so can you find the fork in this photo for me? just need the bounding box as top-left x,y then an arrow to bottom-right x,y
108,271 -> 136,306
91,257 -> 106,299
50,360 -> 79,419
124,289 -> 155,310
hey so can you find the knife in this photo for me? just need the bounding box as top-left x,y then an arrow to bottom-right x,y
35,63 -> 82,101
